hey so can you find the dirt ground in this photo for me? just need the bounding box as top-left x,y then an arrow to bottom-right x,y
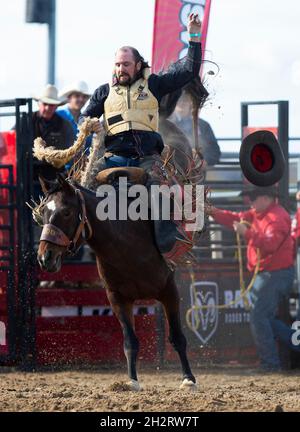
0,364 -> 300,412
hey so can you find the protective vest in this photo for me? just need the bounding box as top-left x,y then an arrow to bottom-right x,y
104,68 -> 159,135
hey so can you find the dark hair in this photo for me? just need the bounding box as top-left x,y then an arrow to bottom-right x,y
117,46 -> 150,69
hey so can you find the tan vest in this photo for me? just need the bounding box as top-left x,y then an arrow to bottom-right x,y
103,68 -> 159,135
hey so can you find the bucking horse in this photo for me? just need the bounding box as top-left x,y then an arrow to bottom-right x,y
35,171 -> 197,391
31,78 -> 209,391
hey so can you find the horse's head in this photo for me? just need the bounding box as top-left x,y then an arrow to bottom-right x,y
37,173 -> 91,272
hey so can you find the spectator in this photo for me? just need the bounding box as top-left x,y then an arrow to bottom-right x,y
58,81 -> 94,262
210,185 -> 295,371
57,81 -> 92,170
32,85 -> 82,259
32,84 -> 74,182
58,81 -> 91,130
172,90 -> 220,167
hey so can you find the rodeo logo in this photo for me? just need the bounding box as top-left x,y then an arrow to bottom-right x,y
189,281 -> 219,344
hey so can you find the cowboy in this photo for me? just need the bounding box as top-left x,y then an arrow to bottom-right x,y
32,84 -> 75,182
211,185 -> 295,371
80,13 -> 204,264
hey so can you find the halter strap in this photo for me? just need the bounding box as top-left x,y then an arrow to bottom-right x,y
40,223 -> 71,247
73,188 -> 93,247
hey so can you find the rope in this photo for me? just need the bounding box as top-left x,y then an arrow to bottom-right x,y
185,220 -> 261,332
80,131 -> 105,190
33,117 -> 100,168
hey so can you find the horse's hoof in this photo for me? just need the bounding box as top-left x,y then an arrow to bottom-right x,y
127,379 -> 141,391
180,378 -> 197,391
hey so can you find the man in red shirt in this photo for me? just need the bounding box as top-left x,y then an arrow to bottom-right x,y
211,186 -> 295,371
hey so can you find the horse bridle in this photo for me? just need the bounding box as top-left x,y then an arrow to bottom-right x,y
40,187 -> 93,255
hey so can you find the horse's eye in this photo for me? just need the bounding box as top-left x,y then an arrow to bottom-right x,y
63,209 -> 71,218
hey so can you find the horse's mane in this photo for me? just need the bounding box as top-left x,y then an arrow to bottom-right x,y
48,179 -> 97,198
27,178 -> 97,226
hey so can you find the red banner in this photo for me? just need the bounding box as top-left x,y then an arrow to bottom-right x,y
151,0 -> 212,73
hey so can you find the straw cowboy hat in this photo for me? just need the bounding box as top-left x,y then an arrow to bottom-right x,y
58,81 -> 91,99
34,84 -> 65,105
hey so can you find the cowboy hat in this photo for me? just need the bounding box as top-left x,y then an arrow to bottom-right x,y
33,84 -> 65,105
58,81 -> 91,99
239,130 -> 285,187
239,185 -> 278,201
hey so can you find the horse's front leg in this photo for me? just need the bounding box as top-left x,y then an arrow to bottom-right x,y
107,292 -> 140,391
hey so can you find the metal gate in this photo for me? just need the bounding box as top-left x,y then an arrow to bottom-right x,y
0,162 -> 17,364
0,99 -> 36,369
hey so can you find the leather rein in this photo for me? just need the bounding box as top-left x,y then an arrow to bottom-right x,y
40,187 -> 93,255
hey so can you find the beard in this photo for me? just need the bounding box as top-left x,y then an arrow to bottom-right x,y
116,65 -> 143,86
117,73 -> 132,86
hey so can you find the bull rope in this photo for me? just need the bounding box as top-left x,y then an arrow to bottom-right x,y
185,220 -> 260,331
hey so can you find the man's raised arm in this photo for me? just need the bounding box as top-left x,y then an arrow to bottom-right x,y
150,13 -> 203,97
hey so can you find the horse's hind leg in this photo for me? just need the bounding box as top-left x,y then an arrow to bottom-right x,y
107,293 -> 140,391
159,275 -> 196,389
